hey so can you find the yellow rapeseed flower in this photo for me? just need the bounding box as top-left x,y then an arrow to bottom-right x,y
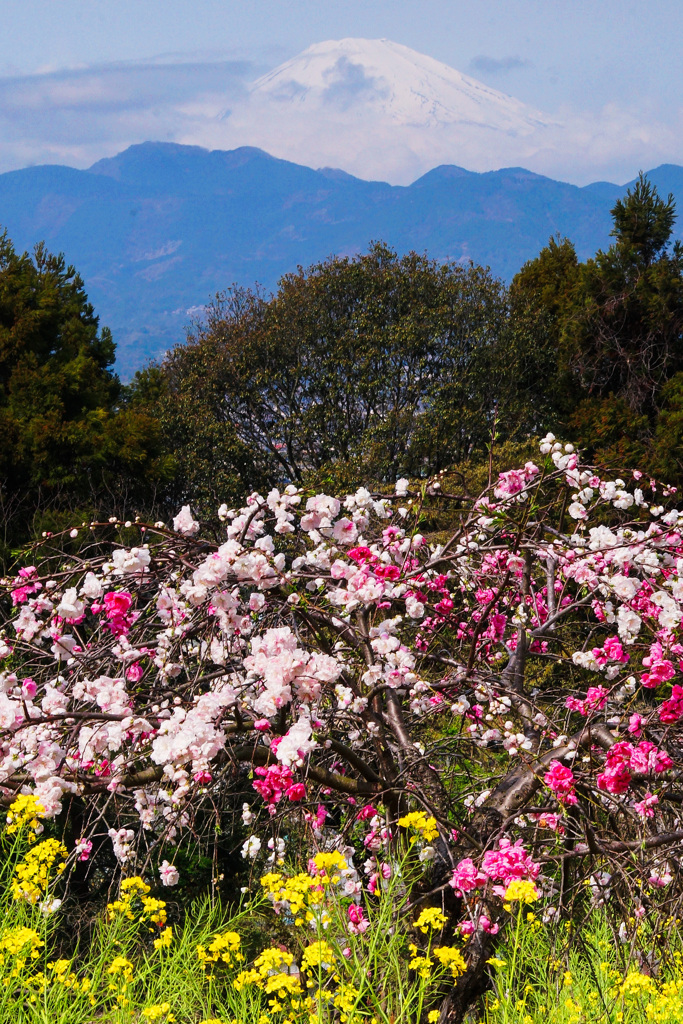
107,956 -> 134,982
141,1003 -> 175,1021
197,930 -> 243,970
433,946 -> 467,978
398,811 -> 439,843
415,907 -> 448,933
502,879 -> 538,904
11,838 -> 67,903
107,876 -> 167,930
311,850 -> 348,882
301,941 -> 335,973
0,926 -> 43,961
5,795 -> 45,836
408,943 -> 433,980
154,927 -> 173,950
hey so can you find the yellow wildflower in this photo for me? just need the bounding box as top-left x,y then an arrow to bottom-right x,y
433,946 -> 467,978
107,956 -> 134,982
141,1003 -> 175,1021
141,896 -> 167,928
334,981 -> 360,1021
107,876 -> 167,930
408,942 -> 433,980
0,927 -> 43,960
502,879 -> 538,904
398,811 -> 439,843
154,927 -> 173,950
261,869 -> 323,921
415,907 -> 448,933
310,850 -> 348,882
301,941 -> 335,973
5,794 -> 45,836
11,838 -> 67,903
197,930 -> 243,970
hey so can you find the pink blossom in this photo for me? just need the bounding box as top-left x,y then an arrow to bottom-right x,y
586,686 -> 609,710
602,636 -> 629,663
543,760 -> 578,805
481,839 -> 540,888
450,857 -> 486,892
630,741 -> 672,775
641,642 -> 676,688
597,763 -> 632,794
159,860 -> 180,886
347,903 -> 369,934
286,783 -> 306,802
628,713 -> 645,735
173,505 -> 199,536
21,678 -> 37,700
75,838 -> 92,862
253,764 -> 295,814
659,685 -> 683,724
304,805 -> 326,829
634,793 -> 658,818
348,546 -> 376,565
103,591 -> 132,617
565,696 -> 586,713
565,686 -> 608,716
532,812 -> 564,832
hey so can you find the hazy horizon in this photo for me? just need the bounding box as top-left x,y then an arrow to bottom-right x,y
1,2 -> 681,184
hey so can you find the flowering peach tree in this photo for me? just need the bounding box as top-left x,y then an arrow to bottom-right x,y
4,434 -> 683,1020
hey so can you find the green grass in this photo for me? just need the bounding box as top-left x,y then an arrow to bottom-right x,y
2,818 -> 683,1023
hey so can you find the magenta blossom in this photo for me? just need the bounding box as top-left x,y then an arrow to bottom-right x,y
543,760 -> 578,806
450,857 -> 487,893
347,903 -> 369,934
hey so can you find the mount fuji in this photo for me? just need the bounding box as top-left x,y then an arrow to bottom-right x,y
210,38 -> 558,184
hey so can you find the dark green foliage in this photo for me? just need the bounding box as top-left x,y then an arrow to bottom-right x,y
510,176 -> 683,481
0,232 -> 171,557
7,171 -> 683,555
148,244 -> 518,499
564,174 -> 683,416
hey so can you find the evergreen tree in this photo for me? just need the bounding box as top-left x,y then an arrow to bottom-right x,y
565,174 -> 683,415
0,232 -> 169,555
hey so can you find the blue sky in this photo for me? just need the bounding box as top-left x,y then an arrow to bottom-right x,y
0,0 -> 681,180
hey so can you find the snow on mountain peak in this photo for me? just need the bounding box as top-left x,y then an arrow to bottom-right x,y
209,37 -> 559,184
250,38 -> 551,134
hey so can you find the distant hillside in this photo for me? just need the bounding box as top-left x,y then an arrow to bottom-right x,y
1,142 -> 682,375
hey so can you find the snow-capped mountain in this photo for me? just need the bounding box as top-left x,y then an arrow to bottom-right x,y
209,38 -> 558,183
250,38 -> 550,134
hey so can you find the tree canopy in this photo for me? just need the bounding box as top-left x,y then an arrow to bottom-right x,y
0,232 -> 170,556
142,244 -> 525,514
510,175 -> 683,478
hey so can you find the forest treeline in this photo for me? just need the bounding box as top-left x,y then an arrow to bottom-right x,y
2,173 -> 683,560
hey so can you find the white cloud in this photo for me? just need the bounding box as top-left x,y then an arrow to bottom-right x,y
0,41 -> 682,186
0,57 -> 255,172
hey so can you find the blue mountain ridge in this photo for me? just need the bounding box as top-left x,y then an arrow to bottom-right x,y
2,142 -> 683,376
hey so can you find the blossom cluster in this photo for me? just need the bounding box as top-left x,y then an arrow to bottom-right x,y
3,433 -> 683,973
